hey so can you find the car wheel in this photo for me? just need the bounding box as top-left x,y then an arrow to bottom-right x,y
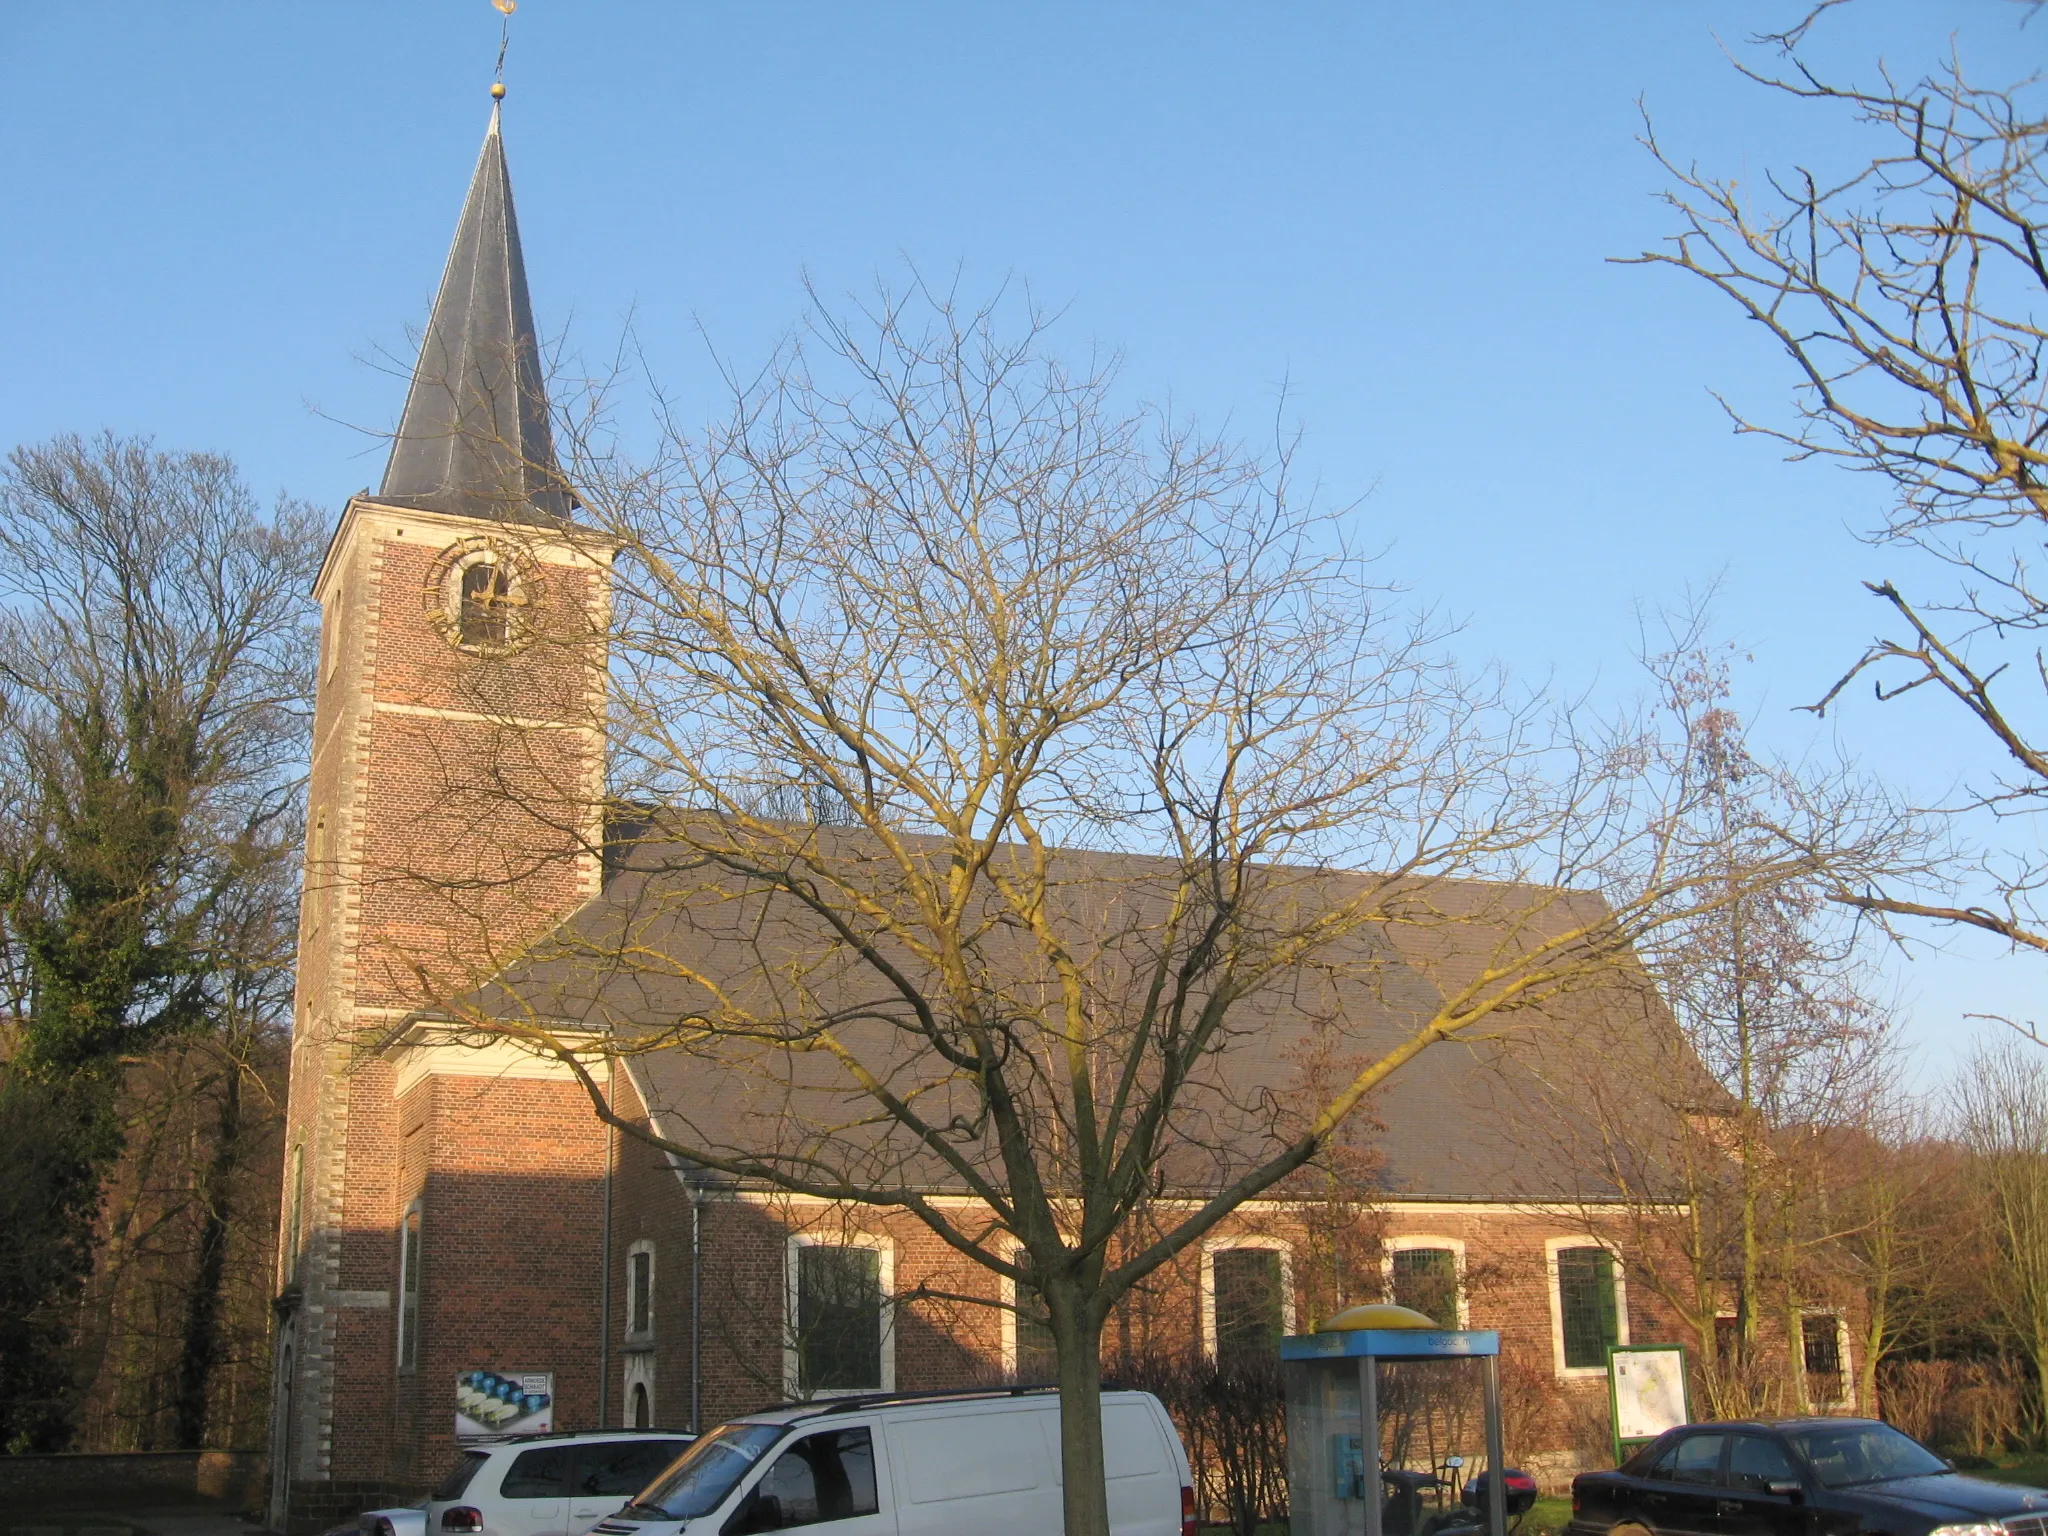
1611,1522 -> 1656,1536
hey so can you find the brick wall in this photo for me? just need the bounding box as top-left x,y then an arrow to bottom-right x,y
600,1073 -> 1702,1482
387,1072 -> 610,1489
0,1450 -> 265,1511
606,1070 -> 699,1430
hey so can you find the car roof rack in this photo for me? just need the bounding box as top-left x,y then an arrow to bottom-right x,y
459,1427 -> 700,1446
754,1380 -> 1138,1424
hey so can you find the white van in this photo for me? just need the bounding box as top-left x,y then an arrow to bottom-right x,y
591,1387 -> 1191,1536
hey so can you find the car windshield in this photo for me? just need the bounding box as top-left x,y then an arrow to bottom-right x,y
1790,1424 -> 1949,1488
627,1423 -> 785,1519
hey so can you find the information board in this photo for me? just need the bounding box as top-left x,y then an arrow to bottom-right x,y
1606,1344 -> 1690,1465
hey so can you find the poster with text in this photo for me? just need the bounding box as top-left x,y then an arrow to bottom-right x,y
457,1369 -> 554,1438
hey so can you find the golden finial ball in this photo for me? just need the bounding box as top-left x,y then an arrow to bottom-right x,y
491,81 -> 507,99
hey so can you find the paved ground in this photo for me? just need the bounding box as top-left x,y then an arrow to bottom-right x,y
2,1507 -> 272,1536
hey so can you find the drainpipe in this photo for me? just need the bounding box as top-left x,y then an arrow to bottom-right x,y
654,1129 -> 708,1435
599,1061 -> 614,1428
690,1180 -> 703,1433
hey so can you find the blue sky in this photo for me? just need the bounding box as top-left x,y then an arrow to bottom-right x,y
1,2 -> 2035,1082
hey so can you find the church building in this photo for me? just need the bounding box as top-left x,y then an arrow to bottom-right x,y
268,99 -> 1856,1534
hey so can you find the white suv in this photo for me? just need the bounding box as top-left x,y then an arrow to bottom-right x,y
429,1430 -> 695,1536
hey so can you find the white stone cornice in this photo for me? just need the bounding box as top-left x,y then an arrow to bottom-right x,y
383,1018 -> 608,1097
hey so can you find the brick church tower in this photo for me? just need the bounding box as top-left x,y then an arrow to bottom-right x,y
270,97 -> 615,1531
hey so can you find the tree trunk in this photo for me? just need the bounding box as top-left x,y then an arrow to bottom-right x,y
1731,893 -> 1763,1414
1051,1286 -> 1111,1536
1858,1182 -> 1894,1420
2027,1306 -> 2048,1449
173,1063 -> 242,1449
1782,1293 -> 1809,1417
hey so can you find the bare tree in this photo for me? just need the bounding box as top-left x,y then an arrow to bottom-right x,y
1507,633 -> 1911,1419
0,432 -> 317,1451
60,987 -> 288,1454
1824,1087 -> 1957,1420
168,863 -> 294,1449
434,288 -> 1914,1536
1624,15 -> 2048,974
1953,1038 -> 2048,1436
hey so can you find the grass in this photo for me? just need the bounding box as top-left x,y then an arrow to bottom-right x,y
1954,1451 -> 2048,1489
1196,1494 -> 1576,1536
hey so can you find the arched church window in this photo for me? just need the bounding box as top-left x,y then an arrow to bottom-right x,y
627,1241 -> 655,1340
630,1382 -> 650,1429
459,560 -> 512,647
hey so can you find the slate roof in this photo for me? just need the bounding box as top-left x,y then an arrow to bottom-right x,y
378,101 -> 571,524
451,820 -> 1699,1206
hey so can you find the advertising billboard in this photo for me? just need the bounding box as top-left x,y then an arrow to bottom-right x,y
457,1369 -> 554,1438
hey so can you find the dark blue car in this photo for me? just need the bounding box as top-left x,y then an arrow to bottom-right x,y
1571,1418 -> 2048,1536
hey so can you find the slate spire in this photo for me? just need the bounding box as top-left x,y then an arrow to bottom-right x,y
379,100 -> 569,522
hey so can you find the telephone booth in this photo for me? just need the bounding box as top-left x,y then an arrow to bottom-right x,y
1281,1304 -> 1510,1536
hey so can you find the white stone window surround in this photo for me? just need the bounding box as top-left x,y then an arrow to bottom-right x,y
999,1239 -> 1029,1380
1000,1238 -> 1069,1381
1199,1235 -> 1297,1361
622,1352 -> 656,1428
1381,1234 -> 1471,1327
1800,1308 -> 1856,1409
782,1230 -> 896,1399
1545,1235 -> 1630,1380
626,1238 -> 656,1344
426,536 -> 543,656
